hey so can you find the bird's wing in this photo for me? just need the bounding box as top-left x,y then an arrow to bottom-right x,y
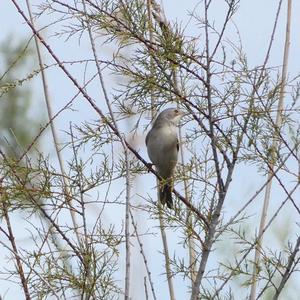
177,138 -> 179,152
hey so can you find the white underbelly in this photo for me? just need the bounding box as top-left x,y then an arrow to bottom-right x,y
147,126 -> 178,178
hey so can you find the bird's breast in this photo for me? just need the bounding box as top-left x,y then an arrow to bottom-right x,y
146,124 -> 178,178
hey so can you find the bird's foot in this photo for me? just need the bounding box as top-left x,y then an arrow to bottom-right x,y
146,163 -> 154,172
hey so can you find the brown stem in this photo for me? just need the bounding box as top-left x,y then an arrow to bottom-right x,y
0,189 -> 31,300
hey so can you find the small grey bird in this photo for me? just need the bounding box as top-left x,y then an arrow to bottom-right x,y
146,108 -> 184,209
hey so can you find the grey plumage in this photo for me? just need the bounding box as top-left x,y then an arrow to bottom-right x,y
146,108 -> 184,208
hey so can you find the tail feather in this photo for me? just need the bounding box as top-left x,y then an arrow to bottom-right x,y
159,182 -> 173,209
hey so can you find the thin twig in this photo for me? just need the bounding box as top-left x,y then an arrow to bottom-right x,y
272,236 -> 300,299
0,150 -> 84,263
81,1 -> 132,298
250,1 -> 292,298
25,0 -> 80,243
0,194 -> 31,300
0,228 -> 60,299
212,182 -> 299,298
130,211 -> 157,300
191,1 -> 230,298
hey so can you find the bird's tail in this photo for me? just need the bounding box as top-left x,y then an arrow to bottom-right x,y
159,180 -> 173,209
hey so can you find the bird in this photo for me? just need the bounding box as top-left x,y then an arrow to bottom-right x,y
146,108 -> 185,209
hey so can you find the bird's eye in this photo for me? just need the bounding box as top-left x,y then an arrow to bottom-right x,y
174,109 -> 179,114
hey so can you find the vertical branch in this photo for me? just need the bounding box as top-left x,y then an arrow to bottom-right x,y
124,157 -> 131,300
191,1 -> 216,298
180,134 -> 197,285
172,58 -> 197,284
0,188 -> 31,300
158,208 -> 176,299
69,124 -> 91,297
250,1 -> 292,298
177,103 -> 197,284
81,1 -> 132,299
171,49 -> 197,285
190,0 -> 238,297
147,1 -> 176,299
147,0 -> 155,114
25,0 -> 80,243
130,211 -> 157,300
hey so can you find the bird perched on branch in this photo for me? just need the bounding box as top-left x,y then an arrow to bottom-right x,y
146,108 -> 185,209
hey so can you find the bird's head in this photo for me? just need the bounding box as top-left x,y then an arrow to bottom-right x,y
155,108 -> 185,126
